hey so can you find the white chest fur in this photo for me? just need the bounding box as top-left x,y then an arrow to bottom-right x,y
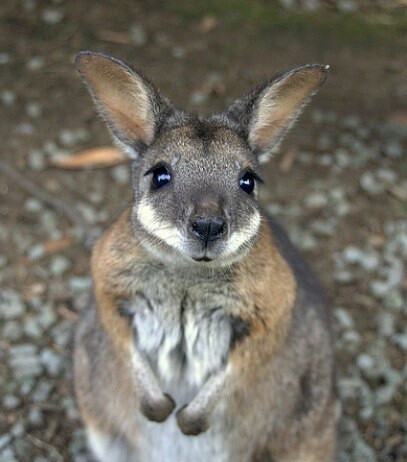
121,271 -> 236,399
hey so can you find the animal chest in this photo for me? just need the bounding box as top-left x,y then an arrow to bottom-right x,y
121,270 -> 239,395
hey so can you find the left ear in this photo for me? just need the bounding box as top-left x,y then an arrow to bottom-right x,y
225,64 -> 329,163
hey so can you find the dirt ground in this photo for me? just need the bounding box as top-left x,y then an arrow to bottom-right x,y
0,1 -> 406,461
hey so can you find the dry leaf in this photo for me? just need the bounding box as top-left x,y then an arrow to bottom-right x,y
43,236 -> 75,254
50,147 -> 128,169
279,148 -> 298,173
97,30 -> 130,44
199,15 -> 218,33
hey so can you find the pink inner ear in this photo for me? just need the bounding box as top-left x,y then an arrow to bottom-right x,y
78,55 -> 154,145
249,68 -> 325,152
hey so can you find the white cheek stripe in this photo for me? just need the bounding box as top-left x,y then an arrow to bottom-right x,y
225,210 -> 261,256
137,200 -> 181,249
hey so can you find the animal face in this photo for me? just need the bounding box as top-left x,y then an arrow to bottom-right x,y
75,51 -> 328,266
132,122 -> 262,263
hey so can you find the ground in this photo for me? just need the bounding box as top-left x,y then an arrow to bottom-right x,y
0,1 -> 406,461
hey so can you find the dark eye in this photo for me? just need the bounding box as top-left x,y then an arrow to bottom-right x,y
151,166 -> 171,189
239,171 -> 255,194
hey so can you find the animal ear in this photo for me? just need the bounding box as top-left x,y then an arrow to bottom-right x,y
75,51 -> 173,158
225,64 -> 329,163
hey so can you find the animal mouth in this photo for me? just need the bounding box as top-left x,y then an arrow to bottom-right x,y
193,256 -> 213,262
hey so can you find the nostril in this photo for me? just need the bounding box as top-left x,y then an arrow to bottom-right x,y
190,217 -> 227,242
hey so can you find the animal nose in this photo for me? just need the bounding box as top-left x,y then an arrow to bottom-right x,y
189,217 -> 227,242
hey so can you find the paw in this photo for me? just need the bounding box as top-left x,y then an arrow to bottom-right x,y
176,404 -> 209,436
140,393 -> 175,423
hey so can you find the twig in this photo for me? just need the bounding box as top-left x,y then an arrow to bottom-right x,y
0,159 -> 96,248
27,433 -> 64,462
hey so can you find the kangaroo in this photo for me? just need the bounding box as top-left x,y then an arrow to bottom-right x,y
73,51 -> 339,462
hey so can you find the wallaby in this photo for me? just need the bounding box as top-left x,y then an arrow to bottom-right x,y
73,51 -> 339,462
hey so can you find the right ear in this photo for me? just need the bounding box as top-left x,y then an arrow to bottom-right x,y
75,51 -> 173,158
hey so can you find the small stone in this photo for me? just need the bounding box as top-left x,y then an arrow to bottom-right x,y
68,277 -> 92,292
3,394 -> 21,410
0,53 -> 10,65
49,255 -> 71,276
304,192 -> 328,209
1,89 -> 16,106
24,317 -> 43,339
360,172 -> 384,195
377,312 -> 394,337
40,348 -> 64,376
27,149 -> 46,171
2,321 -> 23,341
189,90 -> 208,106
25,198 -> 43,213
0,434 -> 12,451
26,102 -> 42,118
26,56 -> 45,71
0,289 -> 25,319
383,140 -> 403,158
130,24 -> 147,46
171,45 -> 186,59
337,0 -> 358,13
334,269 -> 354,284
357,354 -> 374,372
392,333 -> 407,351
334,308 -> 354,329
11,422 -> 25,437
41,8 -> 64,24
38,304 -> 57,329
32,380 -> 53,402
28,408 -> 44,427
111,165 -> 130,185
27,244 -> 45,260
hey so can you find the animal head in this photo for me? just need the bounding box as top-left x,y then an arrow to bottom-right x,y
75,51 -> 328,266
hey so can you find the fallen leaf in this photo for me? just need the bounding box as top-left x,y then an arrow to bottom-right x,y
199,15 -> 218,33
97,30 -> 130,44
50,147 -> 128,169
43,236 -> 75,254
279,148 -> 298,173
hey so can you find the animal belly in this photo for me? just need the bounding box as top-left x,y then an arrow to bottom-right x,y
136,413 -> 229,462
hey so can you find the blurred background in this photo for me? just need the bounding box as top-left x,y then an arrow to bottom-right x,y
0,1 -> 406,461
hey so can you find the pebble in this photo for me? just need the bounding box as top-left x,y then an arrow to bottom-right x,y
130,24 -> 147,46
0,434 -> 12,451
392,333 -> 407,351
383,140 -> 403,158
171,45 -> 186,59
40,348 -> 64,376
189,90 -> 208,106
0,52 -> 10,65
1,89 -> 16,106
360,171 -> 385,195
41,8 -> 64,24
68,277 -> 92,292
24,317 -> 43,339
3,394 -> 21,410
111,165 -> 130,185
49,255 -> 71,276
9,344 -> 42,379
26,56 -> 45,71
334,308 -> 354,329
0,290 -> 25,319
32,380 -> 53,402
304,192 -> 328,209
27,149 -> 46,171
357,354 -> 375,372
28,408 -> 44,427
24,198 -> 43,213
2,321 -> 23,341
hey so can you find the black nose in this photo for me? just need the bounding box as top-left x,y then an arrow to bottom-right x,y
189,217 -> 227,242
